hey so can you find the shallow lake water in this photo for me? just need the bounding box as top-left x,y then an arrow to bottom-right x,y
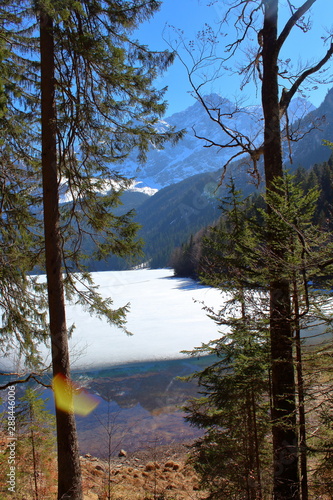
74,356 -> 213,458
30,356 -> 214,459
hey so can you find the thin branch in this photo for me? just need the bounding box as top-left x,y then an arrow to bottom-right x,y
280,42 -> 333,115
276,0 -> 316,54
223,1 -> 263,59
318,257 -> 333,270
0,371 -> 52,390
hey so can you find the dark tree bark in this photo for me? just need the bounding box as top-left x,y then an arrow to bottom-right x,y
261,1 -> 299,498
293,279 -> 309,500
40,10 -> 83,500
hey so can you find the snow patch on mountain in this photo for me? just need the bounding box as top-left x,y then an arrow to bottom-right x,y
59,178 -> 158,204
128,181 -> 158,196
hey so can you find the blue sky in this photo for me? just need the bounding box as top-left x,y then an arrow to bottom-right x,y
135,0 -> 333,116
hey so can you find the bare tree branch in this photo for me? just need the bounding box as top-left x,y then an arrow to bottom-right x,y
223,0 -> 263,59
280,42 -> 333,115
277,0 -> 317,54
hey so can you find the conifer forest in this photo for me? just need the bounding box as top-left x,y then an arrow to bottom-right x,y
1,1 -> 333,499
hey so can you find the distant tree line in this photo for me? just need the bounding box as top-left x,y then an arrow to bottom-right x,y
171,156 -> 333,280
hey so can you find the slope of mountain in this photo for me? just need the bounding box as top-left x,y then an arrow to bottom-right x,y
64,89 -> 333,271
130,90 -> 333,269
289,87 -> 333,169
135,171 -> 222,267
117,93 -> 316,189
119,94 -> 262,188
87,170 -> 224,271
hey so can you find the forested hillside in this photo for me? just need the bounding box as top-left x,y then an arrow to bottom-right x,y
171,156 -> 333,278
2,1 -> 333,499
35,79 -> 332,273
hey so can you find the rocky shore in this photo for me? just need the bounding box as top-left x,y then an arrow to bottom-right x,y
81,442 -> 207,499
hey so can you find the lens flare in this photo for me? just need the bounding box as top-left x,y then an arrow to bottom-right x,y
52,373 -> 99,416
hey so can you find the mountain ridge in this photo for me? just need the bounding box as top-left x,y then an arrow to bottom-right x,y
67,89 -> 333,271
118,92 -> 318,189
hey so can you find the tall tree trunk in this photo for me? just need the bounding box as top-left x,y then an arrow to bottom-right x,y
40,10 -> 83,500
251,389 -> 263,500
261,1 -> 299,498
293,280 -> 309,500
29,404 -> 39,500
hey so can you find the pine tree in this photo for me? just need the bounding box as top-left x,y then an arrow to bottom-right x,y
185,175 -> 333,497
184,325 -> 270,500
173,2 -> 333,495
0,2 -> 48,368
259,174 -> 333,499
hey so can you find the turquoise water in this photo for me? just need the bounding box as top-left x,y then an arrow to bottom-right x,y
73,356 -> 213,457
0,355 -> 214,458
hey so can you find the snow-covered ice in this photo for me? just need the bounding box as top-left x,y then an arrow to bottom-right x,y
66,269 -> 224,370
1,269 -> 225,372
2,268 -> 331,373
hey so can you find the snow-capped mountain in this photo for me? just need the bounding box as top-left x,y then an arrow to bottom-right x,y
118,93 -> 316,189
55,90 -> 333,272
58,92 -> 321,200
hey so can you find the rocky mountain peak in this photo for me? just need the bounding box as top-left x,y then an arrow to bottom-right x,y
119,92 -> 320,189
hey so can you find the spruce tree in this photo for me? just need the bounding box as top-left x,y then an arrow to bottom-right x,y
259,174 -> 333,499
184,182 -> 270,499
173,2 -> 333,495
0,2 -> 48,368
1,1 -> 182,498
185,175 -> 333,497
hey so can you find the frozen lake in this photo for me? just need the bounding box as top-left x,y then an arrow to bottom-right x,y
1,268 -> 331,373
0,269 -> 225,455
66,268 -> 224,370
1,269 -> 331,456
0,268 -> 225,372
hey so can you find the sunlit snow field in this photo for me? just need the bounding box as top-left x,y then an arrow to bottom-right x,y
1,269 -> 225,372
3,268 -> 330,373
65,268 -> 224,370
